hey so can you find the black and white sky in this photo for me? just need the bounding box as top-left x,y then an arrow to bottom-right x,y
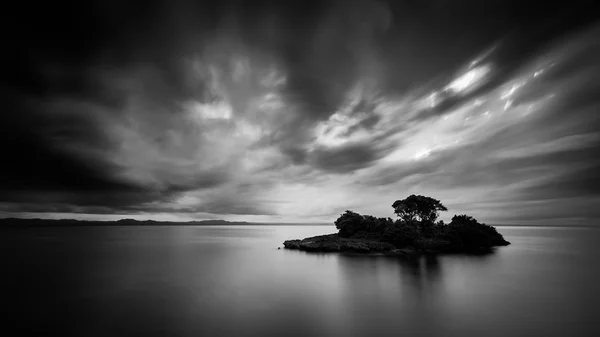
1,0 -> 599,224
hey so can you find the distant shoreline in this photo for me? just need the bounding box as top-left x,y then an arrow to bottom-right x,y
0,218 -> 597,228
0,218 -> 331,227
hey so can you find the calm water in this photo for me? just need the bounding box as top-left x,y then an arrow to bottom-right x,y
2,225 -> 600,336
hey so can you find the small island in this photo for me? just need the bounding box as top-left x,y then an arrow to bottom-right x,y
284,195 -> 510,255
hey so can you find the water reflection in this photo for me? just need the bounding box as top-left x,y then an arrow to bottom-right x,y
336,252 -> 498,296
336,254 -> 445,300
2,226 -> 599,337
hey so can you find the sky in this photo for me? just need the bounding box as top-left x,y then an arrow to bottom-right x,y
1,0 -> 599,225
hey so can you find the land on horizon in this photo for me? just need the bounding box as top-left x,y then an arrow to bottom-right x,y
0,218 -> 332,227
1,217 -> 597,228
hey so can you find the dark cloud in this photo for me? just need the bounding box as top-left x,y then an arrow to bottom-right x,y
175,199 -> 277,216
311,143 -> 385,173
366,110 -> 600,195
379,0 -> 599,124
518,164 -> 600,201
1,0 -> 599,221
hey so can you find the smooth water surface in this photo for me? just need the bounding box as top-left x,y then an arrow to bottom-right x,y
3,226 -> 600,336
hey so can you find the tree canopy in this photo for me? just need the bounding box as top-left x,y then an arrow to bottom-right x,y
334,210 -> 393,238
392,194 -> 448,223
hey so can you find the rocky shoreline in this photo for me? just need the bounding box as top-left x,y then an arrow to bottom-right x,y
283,234 -> 393,252
283,232 -> 510,255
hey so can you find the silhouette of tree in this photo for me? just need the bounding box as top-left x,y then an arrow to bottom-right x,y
334,210 -> 394,238
334,210 -> 367,237
322,198 -> 509,253
392,195 -> 448,223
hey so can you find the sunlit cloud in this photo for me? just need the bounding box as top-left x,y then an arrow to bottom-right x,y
184,100 -> 233,120
445,64 -> 492,94
2,1 -> 599,224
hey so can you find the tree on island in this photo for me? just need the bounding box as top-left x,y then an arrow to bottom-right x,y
285,194 -> 510,253
392,195 -> 448,235
335,211 -> 393,238
392,195 -> 448,222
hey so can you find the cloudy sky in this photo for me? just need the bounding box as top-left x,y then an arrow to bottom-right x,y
1,0 -> 599,224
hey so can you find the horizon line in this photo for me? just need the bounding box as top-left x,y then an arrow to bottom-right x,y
0,217 -> 597,228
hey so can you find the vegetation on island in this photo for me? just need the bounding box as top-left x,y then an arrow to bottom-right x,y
284,195 -> 510,254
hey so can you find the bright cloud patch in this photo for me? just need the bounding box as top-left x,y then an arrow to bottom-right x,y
1,1 -> 599,225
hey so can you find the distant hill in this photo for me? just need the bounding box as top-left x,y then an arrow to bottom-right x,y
0,218 -> 329,227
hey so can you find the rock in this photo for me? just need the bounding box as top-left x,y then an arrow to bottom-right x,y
283,234 -> 395,253
283,239 -> 302,249
343,241 -> 371,253
415,238 -> 453,253
283,229 -> 509,255
299,237 -> 342,252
